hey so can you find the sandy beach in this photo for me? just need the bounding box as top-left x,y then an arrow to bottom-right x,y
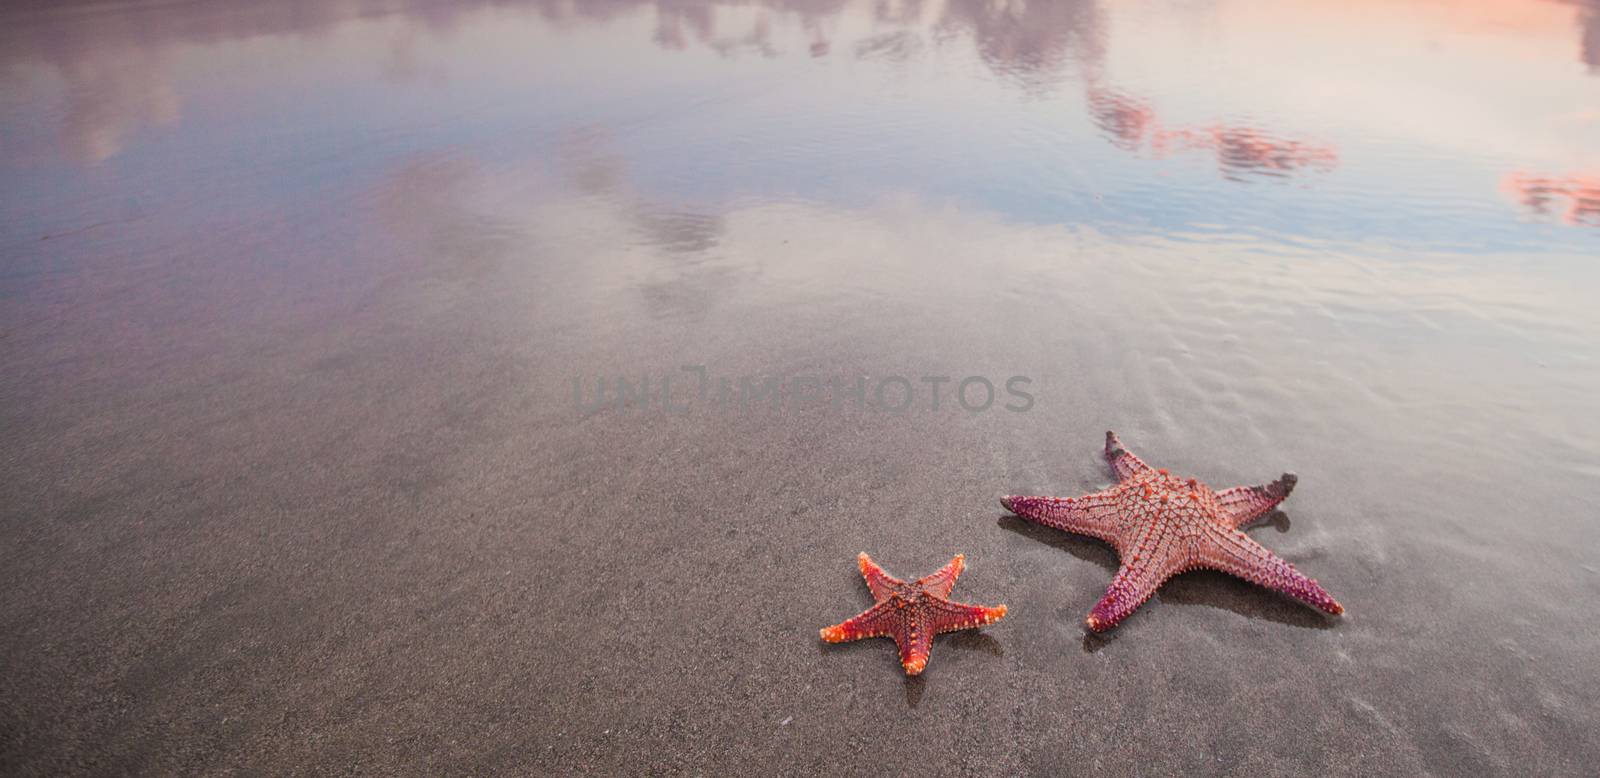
3,1 -> 1600,774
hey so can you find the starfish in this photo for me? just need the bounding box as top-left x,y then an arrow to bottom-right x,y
820,553 -> 1008,675
1001,431 -> 1343,632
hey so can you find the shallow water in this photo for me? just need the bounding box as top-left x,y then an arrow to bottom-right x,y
2,0 -> 1599,774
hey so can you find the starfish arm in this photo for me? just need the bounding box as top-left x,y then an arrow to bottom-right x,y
999,491 -> 1124,546
924,597 -> 1008,635
915,554 -> 965,599
898,616 -> 936,675
1216,473 -> 1297,528
1197,526 -> 1344,615
856,552 -> 903,602
1105,430 -> 1153,482
1081,553 -> 1184,630
1085,551 -> 1184,632
819,598 -> 898,643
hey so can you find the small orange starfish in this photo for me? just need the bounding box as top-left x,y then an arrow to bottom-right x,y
1002,431 -> 1344,632
820,553 -> 1008,675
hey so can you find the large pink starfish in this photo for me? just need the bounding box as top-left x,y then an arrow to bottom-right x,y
1001,431 -> 1343,632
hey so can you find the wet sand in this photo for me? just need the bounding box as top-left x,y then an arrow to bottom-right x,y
4,1 -> 1600,775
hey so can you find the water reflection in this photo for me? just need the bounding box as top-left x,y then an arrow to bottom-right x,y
0,0 -> 488,164
1502,172 -> 1600,226
561,129 -> 725,256
1584,0 -> 1600,72
936,0 -> 1336,185
940,0 -> 1106,90
1,0 -> 1597,242
1087,88 -> 1338,181
1555,0 -> 1600,71
553,128 -> 737,319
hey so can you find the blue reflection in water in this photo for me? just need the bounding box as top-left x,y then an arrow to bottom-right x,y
2,0 -> 1597,257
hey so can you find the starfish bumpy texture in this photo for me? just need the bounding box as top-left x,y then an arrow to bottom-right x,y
1001,431 -> 1343,632
821,553 -> 1008,675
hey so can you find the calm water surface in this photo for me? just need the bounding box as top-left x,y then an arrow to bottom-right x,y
3,1 -> 1599,774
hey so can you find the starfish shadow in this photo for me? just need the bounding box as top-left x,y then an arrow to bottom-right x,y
1157,569 -> 1335,630
1081,631 -> 1116,654
998,512 -> 1336,637
1250,511 -> 1294,534
904,674 -> 925,707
